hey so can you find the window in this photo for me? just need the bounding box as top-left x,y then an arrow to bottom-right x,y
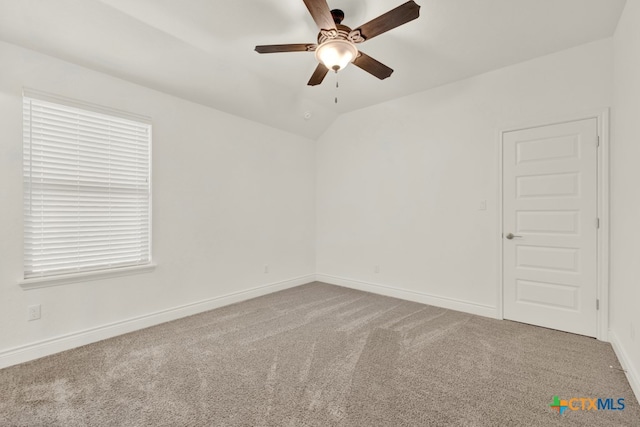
23,91 -> 151,282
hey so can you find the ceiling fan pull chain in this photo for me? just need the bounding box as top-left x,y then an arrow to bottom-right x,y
335,71 -> 339,104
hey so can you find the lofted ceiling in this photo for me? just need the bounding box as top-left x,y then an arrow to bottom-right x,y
0,0 -> 627,139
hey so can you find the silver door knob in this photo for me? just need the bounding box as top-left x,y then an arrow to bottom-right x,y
506,233 -> 522,240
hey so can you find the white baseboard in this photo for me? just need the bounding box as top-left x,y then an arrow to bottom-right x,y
0,274 -> 315,370
609,330 -> 640,404
316,274 -> 499,319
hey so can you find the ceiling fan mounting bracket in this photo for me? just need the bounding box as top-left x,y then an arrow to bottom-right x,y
331,9 -> 345,24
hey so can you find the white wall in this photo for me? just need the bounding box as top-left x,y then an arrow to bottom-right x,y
316,39 -> 612,317
0,41 -> 316,366
1,29 -> 634,390
611,0 -> 640,400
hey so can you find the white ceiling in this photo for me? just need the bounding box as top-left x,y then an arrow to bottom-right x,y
0,0 -> 626,139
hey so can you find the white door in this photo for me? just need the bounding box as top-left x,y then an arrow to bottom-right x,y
502,118 -> 598,337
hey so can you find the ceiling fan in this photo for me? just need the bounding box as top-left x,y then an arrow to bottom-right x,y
255,0 -> 421,86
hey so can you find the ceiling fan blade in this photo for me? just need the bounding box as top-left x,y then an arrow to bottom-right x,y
307,63 -> 330,86
352,52 -> 394,80
255,44 -> 316,54
302,0 -> 337,31
353,0 -> 420,42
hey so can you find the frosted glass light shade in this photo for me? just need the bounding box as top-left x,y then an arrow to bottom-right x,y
315,39 -> 358,71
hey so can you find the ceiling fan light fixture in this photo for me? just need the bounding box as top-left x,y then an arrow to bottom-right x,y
315,39 -> 358,71
255,0 -> 420,85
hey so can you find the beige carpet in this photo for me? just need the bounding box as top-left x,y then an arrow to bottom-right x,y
1,282 -> 638,426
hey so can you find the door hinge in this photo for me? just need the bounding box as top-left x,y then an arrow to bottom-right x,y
596,136 -> 600,147
596,299 -> 600,310
596,218 -> 600,229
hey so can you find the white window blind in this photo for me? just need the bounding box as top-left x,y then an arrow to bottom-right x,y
23,95 -> 151,279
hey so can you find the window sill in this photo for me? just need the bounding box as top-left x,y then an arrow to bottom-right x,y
19,263 -> 157,290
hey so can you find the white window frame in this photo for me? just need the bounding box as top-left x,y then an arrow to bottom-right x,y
19,89 -> 155,289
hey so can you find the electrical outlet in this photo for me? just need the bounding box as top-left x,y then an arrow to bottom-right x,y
374,265 -> 380,274
479,200 -> 487,211
28,304 -> 41,321
264,265 -> 269,274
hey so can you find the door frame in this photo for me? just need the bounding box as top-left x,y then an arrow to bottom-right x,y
497,108 -> 610,341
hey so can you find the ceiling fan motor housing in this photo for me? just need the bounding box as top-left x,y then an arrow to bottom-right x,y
317,24 -> 365,45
